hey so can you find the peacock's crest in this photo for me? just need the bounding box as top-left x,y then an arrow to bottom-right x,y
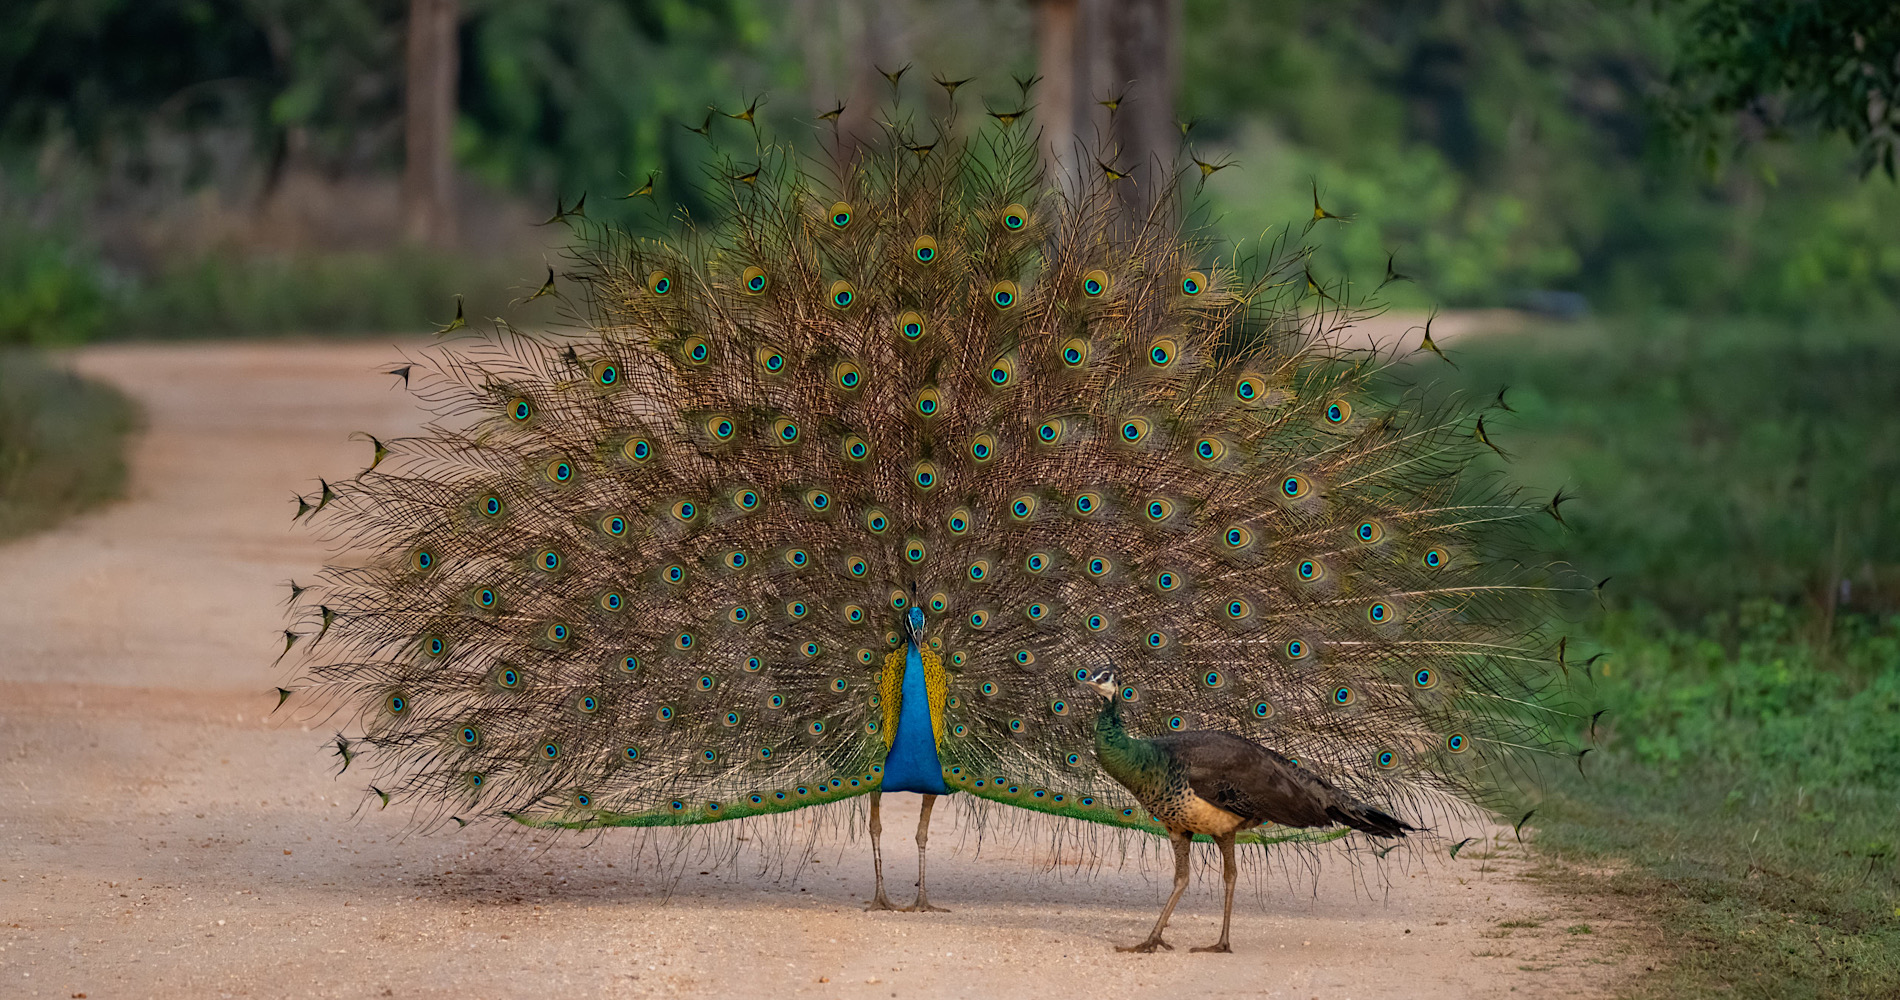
283,85 -> 1576,851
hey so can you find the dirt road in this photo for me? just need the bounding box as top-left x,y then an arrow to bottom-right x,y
0,340 -> 1631,999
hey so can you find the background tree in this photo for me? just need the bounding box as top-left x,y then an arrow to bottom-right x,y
1667,0 -> 1900,178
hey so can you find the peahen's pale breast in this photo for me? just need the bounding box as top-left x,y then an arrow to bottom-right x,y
282,82 -> 1573,850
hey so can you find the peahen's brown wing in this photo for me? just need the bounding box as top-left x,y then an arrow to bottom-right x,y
1154,731 -> 1339,828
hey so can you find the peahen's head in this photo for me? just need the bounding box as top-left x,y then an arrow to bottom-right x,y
1082,667 -> 1118,699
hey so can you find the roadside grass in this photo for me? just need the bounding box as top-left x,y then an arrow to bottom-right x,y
0,351 -> 138,540
1443,317 -> 1900,999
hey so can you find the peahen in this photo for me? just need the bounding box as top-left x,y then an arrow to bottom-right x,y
1081,666 -> 1414,953
282,80 -> 1572,922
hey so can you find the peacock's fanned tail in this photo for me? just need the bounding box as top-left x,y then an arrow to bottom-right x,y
285,95 -> 1574,846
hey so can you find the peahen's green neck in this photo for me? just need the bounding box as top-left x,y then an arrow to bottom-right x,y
1093,695 -> 1169,797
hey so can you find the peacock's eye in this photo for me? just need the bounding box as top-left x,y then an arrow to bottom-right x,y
624,438 -> 652,463
990,280 -> 1019,309
914,387 -> 941,417
969,434 -> 995,462
508,398 -> 533,422
828,280 -> 856,309
1325,399 -> 1353,424
1181,270 -> 1206,295
1001,204 -> 1028,230
647,270 -> 671,295
1235,375 -> 1265,402
832,361 -> 862,391
1060,337 -> 1090,368
1081,269 -> 1110,297
1224,525 -> 1253,548
771,418 -> 799,444
592,361 -> 619,387
1148,338 -> 1178,367
742,266 -> 768,293
897,310 -> 926,341
911,235 -> 937,263
828,201 -> 852,228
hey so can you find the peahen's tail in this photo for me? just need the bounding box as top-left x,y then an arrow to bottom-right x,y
1324,801 -> 1416,840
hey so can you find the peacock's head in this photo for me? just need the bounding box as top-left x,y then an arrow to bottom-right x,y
904,604 -> 926,644
1082,666 -> 1118,699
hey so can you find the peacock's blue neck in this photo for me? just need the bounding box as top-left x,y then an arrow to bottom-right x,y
881,623 -> 949,795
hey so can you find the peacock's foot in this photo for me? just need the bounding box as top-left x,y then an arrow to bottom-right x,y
863,894 -> 901,912
1116,938 -> 1173,953
901,898 -> 950,913
1190,942 -> 1232,954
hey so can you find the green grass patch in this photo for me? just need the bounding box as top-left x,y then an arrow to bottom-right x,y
1444,318 -> 1900,998
1534,609 -> 1899,999
0,351 -> 138,539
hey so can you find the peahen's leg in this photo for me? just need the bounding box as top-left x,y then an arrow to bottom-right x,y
1192,833 -> 1238,953
1119,828 -> 1193,952
902,793 -> 950,912
863,790 -> 899,911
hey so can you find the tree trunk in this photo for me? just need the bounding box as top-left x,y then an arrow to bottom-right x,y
1091,0 -> 1178,219
1034,0 -> 1083,197
402,0 -> 460,247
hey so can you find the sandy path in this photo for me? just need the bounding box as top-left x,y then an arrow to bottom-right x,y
0,340 -> 1632,999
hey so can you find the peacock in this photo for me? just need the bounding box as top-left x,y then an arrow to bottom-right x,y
1080,666 -> 1414,953
281,77 -> 1575,926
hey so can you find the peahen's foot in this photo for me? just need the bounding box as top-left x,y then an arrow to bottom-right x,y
1190,942 -> 1232,954
1116,937 -> 1173,953
863,893 -> 900,912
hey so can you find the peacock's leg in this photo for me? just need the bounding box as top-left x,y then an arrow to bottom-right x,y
1118,828 -> 1192,952
863,790 -> 899,911
901,793 -> 949,912
1191,833 -> 1238,954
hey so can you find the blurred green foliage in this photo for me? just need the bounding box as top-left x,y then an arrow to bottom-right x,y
3,0 -> 1898,341
1444,316 -> 1900,621
1183,0 -> 1900,315
1667,0 -> 1900,179
0,351 -> 136,539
